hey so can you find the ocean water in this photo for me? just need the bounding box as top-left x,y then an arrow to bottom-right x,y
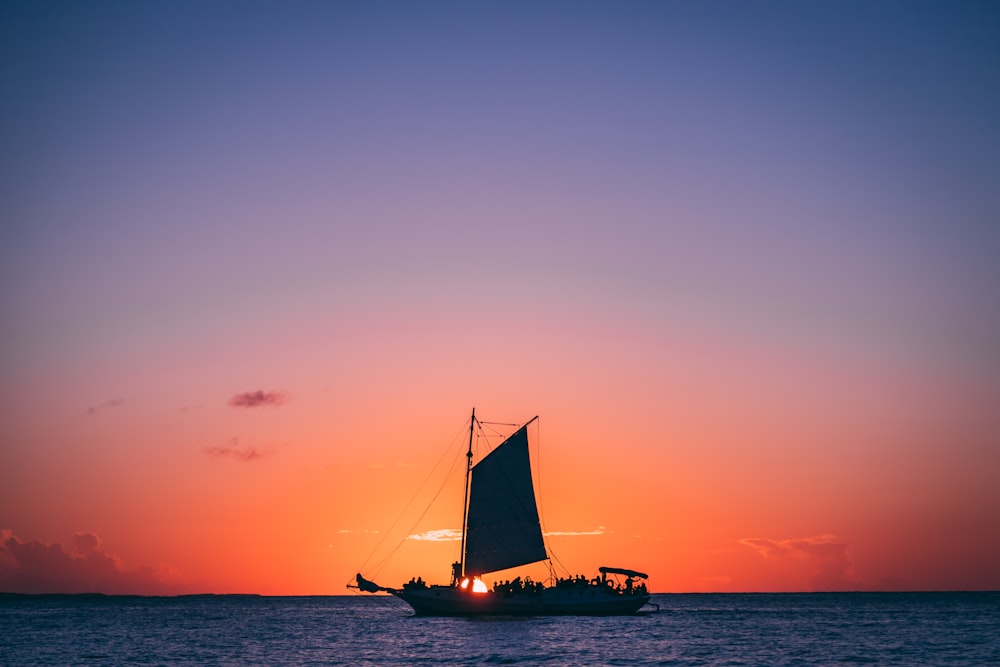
1,592 -> 997,665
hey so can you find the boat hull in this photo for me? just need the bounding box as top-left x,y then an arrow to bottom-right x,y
394,585 -> 651,616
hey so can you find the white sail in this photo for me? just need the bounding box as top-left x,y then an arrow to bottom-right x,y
463,426 -> 547,576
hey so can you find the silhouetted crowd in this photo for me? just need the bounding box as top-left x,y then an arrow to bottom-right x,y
402,572 -> 647,596
489,573 -> 647,596
492,576 -> 544,595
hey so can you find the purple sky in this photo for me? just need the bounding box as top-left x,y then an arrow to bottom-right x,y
4,2 -> 998,372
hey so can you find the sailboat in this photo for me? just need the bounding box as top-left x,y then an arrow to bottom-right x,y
352,409 -> 653,615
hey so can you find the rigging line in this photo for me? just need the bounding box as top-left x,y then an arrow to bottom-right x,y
459,416 -> 485,566
467,420 -> 545,562
534,417 -> 545,536
368,439 -> 466,578
546,545 -> 572,581
472,418 -> 528,466
474,420 -> 505,459
532,419 -> 557,568
366,442 -> 465,578
354,417 -> 471,578
526,418 -> 570,581
540,552 -> 572,582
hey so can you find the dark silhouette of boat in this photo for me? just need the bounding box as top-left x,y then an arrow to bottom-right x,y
352,409 -> 653,615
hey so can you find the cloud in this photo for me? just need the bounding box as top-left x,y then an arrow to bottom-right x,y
204,438 -> 271,462
72,532 -> 101,556
337,529 -> 379,535
408,528 -> 462,542
0,529 -> 181,595
740,534 -> 859,591
86,398 -> 125,415
405,526 -> 606,542
228,390 -> 285,408
544,526 -> 606,537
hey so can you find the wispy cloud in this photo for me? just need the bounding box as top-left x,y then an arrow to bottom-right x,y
85,398 -> 125,415
544,526 -> 606,537
408,528 -> 462,542
0,529 -> 181,595
740,534 -> 859,590
337,529 -> 379,535
405,526 -> 606,541
204,438 -> 271,462
228,390 -> 285,408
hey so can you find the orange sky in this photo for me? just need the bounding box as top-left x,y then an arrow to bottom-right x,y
2,306 -> 997,594
2,3 -> 999,594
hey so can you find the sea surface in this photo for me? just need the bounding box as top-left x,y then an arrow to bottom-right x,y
1,592 -> 997,665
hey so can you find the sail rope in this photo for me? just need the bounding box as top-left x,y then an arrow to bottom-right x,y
531,419 -> 572,582
473,420 -> 515,458
466,417 -> 548,572
534,419 -> 569,584
348,419 -> 470,585
365,444 -> 465,579
349,413 -> 573,589
520,416 -> 569,581
529,417 -> 571,583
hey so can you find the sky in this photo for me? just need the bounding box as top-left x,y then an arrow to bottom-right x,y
2,1 -> 999,595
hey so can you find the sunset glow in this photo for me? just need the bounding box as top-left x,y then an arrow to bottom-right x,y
2,2 -> 999,596
459,578 -> 489,594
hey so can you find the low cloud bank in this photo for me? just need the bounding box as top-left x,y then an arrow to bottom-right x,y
740,534 -> 859,590
0,529 -> 180,595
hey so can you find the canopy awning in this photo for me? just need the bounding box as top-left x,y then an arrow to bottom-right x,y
599,566 -> 648,579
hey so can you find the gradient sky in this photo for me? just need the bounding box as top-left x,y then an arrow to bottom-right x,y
2,1 -> 998,595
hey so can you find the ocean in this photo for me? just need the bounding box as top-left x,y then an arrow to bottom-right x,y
1,592 -> 997,665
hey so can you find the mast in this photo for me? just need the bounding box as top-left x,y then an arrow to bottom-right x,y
458,407 -> 475,579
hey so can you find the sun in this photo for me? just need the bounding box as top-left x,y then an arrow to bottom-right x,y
459,577 -> 489,593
